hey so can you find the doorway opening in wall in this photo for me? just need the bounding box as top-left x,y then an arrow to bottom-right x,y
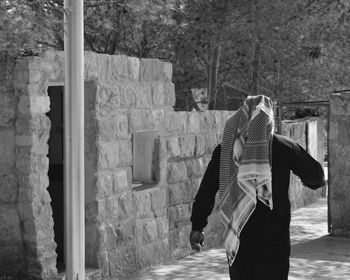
46,86 -> 65,272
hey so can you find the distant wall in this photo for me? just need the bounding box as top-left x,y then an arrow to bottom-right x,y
329,92 -> 350,237
282,118 -> 325,210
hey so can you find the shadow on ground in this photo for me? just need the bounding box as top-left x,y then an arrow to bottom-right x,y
135,248 -> 229,280
134,198 -> 350,280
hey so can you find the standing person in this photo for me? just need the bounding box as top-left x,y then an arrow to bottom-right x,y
189,95 -> 325,280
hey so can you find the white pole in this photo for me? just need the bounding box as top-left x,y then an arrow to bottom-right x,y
64,0 -> 85,279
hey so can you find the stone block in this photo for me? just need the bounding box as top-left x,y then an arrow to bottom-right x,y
187,112 -> 200,134
18,186 -> 51,208
0,127 -> 15,168
167,161 -> 188,184
165,112 -> 187,134
118,191 -> 134,220
168,225 -> 191,260
0,242 -> 25,272
135,83 -> 152,108
0,205 -> 22,241
97,55 -> 128,81
199,111 -> 212,133
168,204 -> 191,229
16,114 -> 51,140
149,109 -> 166,129
119,82 -> 137,107
17,173 -> 39,192
129,109 -> 146,132
16,155 -> 49,175
166,136 -> 180,159
164,82 -> 176,106
119,141 -> 132,167
97,251 -> 110,279
130,109 -> 165,132
84,51 -> 98,80
96,54 -> 110,81
104,197 -> 120,223
156,217 -> 168,239
108,243 -> 138,279
18,96 -> 50,114
195,135 -> 206,156
98,223 -> 118,252
137,239 -> 169,270
95,85 -> 121,117
140,58 -> 167,82
178,135 -> 196,158
96,114 -> 129,141
110,55 -> 128,80
113,168 -> 130,193
150,188 -> 166,217
151,82 -> 165,106
186,158 -> 205,178
96,172 -> 113,197
211,111 -> 224,131
0,93 -> 16,127
0,173 -> 17,203
163,62 -> 173,82
127,56 -> 140,80
168,181 -> 192,205
133,190 -> 152,218
85,199 -> 107,225
114,218 -> 135,244
138,219 -> 158,245
97,141 -> 119,170
16,142 -> 49,156
205,133 -> 218,154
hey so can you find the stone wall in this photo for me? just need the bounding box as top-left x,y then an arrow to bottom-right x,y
1,50 -> 329,279
282,118 -> 325,210
85,54 -> 230,278
0,53 -> 25,273
329,93 -> 350,237
0,51 -> 229,279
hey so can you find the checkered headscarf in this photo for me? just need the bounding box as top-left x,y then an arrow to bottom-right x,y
217,95 -> 274,266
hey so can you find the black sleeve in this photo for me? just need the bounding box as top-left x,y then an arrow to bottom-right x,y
290,143 -> 325,190
190,144 -> 221,231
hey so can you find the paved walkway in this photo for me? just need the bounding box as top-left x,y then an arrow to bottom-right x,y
134,198 -> 350,279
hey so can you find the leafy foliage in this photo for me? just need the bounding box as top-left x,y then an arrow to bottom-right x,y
1,0 -> 350,107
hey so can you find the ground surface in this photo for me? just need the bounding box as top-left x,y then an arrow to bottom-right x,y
134,198 -> 350,280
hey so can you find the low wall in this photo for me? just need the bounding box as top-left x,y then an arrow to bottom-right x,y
329,92 -> 350,237
282,118 -> 325,210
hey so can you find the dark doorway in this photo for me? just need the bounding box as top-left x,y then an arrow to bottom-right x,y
47,86 -> 65,272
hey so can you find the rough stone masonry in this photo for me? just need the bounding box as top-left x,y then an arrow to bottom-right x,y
0,50 -> 330,280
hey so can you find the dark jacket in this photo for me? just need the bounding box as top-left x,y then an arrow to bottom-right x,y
190,133 -> 325,256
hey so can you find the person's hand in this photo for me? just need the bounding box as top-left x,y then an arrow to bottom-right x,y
190,230 -> 205,252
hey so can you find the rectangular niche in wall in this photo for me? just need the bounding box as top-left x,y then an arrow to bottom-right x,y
132,129 -> 160,188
